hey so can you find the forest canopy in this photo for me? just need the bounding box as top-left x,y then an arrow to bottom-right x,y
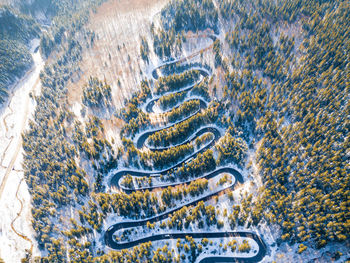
0,6 -> 40,104
15,0 -> 350,261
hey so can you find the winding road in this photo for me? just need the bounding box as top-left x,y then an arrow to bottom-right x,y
105,35 -> 267,262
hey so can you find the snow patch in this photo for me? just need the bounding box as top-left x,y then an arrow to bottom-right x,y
0,39 -> 44,262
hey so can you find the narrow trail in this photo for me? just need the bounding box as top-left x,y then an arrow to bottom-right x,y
0,44 -> 43,258
0,140 -> 13,169
104,33 -> 267,262
0,75 -> 39,199
0,75 -> 39,259
0,81 -> 19,167
10,178 -> 33,255
0,49 -> 42,200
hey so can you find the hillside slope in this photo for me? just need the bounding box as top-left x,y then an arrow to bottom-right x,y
0,0 -> 347,262
0,6 -> 40,104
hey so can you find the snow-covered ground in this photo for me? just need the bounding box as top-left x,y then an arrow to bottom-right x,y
269,241 -> 350,263
0,39 -> 44,262
145,236 -> 260,262
195,237 -> 259,261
